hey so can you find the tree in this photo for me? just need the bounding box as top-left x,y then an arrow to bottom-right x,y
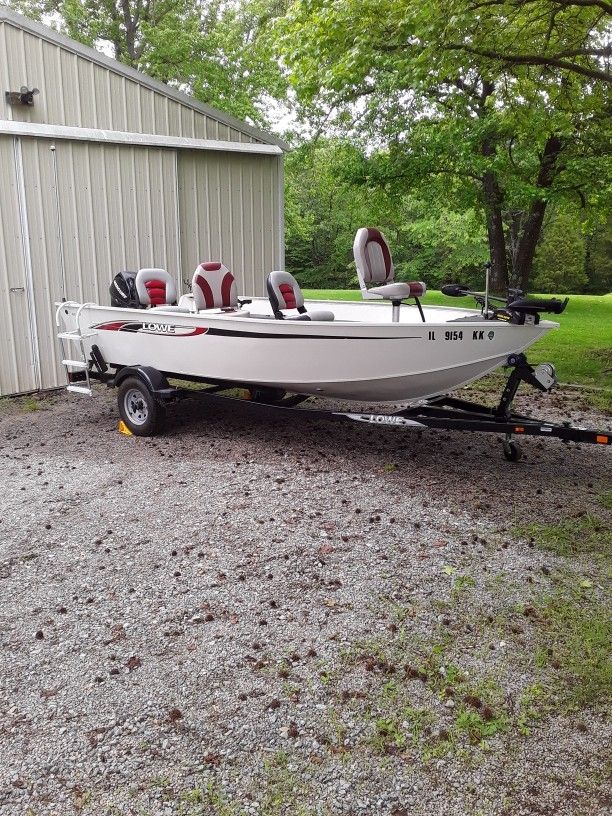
284,140 -> 386,287
532,207 -> 587,292
585,214 -> 612,293
7,0 -> 287,127
284,139 -> 489,289
277,0 -> 612,291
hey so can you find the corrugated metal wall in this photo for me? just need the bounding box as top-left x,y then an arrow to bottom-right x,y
0,135 -> 37,395
0,137 -> 283,395
0,15 -> 285,397
18,138 -> 182,391
0,19 -> 258,144
179,152 -> 283,297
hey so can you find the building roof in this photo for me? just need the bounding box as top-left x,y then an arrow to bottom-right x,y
0,5 -> 288,150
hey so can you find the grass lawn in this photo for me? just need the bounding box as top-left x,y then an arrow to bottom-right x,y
304,289 -> 612,393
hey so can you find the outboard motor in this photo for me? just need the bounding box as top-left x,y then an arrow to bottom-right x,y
109,270 -> 142,308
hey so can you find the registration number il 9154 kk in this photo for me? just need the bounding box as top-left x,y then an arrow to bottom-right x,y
427,330 -> 464,340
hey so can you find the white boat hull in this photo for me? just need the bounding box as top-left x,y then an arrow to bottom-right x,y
58,298 -> 557,402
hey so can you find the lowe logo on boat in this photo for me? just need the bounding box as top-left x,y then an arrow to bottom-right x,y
142,323 -> 175,334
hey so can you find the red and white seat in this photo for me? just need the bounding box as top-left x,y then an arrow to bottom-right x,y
192,262 -> 238,311
267,271 -> 334,321
353,228 -> 426,321
135,268 -> 178,308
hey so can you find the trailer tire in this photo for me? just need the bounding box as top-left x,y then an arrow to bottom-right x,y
502,440 -> 522,462
118,376 -> 166,436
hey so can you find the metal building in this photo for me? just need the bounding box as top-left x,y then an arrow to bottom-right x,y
0,6 -> 286,396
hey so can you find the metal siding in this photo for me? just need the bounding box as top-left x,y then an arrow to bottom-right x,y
276,155 -> 285,270
77,57 -> 96,128
180,106 -> 194,139
0,17 -> 284,395
0,136 -> 37,395
108,72 -> 126,130
60,49 -> 81,125
178,152 -> 281,298
25,140 -> 59,381
140,87 -> 156,134
0,22 -> 262,144
125,78 -> 142,132
17,140 -> 181,391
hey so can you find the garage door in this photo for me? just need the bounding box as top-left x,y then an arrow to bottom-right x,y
0,136 -> 39,396
19,139 -> 181,390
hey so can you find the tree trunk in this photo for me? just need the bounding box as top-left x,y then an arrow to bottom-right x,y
484,183 -> 508,292
512,135 -> 563,291
481,138 -> 508,293
120,0 -> 139,64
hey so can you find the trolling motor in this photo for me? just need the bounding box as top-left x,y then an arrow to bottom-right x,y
441,268 -> 568,325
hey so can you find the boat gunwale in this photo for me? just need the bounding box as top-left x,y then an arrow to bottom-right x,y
57,301 -> 560,334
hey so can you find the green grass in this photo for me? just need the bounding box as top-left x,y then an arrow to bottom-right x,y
510,508 -> 611,714
515,514 -> 612,558
171,754 -> 319,816
337,634 -> 511,759
304,289 -> 612,391
532,587 -> 611,711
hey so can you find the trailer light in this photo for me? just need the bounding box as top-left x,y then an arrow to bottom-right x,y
596,435 -> 609,444
514,426 -> 525,433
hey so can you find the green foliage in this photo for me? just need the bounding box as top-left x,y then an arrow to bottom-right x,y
7,0 -> 287,128
532,209 -> 587,294
278,0 -> 612,288
18,395 -> 44,412
452,574 -> 477,596
285,139 -> 489,289
284,140 -> 373,287
586,215 -> 612,294
453,708 -> 508,745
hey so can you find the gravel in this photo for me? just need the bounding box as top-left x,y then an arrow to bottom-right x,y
0,384 -> 610,816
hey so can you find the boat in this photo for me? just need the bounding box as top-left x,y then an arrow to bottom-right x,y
54,230 -> 610,457
57,294 -> 559,402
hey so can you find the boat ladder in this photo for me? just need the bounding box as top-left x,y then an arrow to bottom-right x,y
55,302 -> 97,396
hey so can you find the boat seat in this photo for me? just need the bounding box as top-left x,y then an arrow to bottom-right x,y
192,262 -> 242,311
135,268 -> 178,307
353,227 -> 426,322
267,271 -> 334,321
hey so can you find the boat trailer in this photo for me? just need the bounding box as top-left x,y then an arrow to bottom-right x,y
74,347 -> 610,461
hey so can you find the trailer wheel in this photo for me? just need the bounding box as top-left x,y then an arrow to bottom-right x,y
502,440 -> 522,462
118,376 -> 165,436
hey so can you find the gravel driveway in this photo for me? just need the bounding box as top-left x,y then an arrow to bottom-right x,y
0,384 -> 610,816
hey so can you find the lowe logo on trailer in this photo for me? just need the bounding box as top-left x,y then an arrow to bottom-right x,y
368,414 -> 409,425
341,413 -> 426,428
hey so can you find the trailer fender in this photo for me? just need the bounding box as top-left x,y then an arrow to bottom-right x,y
112,366 -> 176,401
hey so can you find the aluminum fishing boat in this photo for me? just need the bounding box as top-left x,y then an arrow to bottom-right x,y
57,226 -> 568,404
55,228 -> 610,457
57,294 -> 558,403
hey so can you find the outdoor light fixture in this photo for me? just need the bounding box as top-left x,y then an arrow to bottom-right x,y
5,85 -> 39,106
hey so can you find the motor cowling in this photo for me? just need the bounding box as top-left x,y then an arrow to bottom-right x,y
109,270 -> 142,308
